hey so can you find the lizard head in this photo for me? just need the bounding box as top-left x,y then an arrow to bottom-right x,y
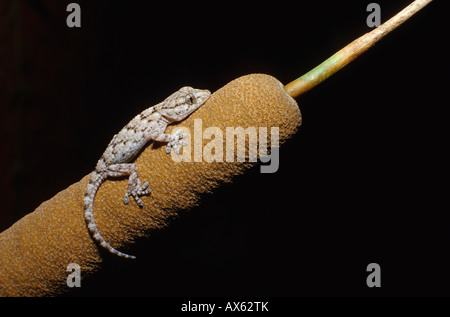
159,86 -> 211,122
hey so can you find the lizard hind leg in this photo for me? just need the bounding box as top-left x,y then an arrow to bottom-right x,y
106,163 -> 151,207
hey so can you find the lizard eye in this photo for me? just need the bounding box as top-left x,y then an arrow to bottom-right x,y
185,94 -> 196,105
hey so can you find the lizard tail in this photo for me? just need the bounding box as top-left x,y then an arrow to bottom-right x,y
84,170 -> 137,260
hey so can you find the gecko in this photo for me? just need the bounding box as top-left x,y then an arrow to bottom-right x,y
84,86 -> 211,259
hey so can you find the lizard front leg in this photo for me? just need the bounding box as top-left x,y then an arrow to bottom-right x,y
106,163 -> 151,207
154,129 -> 188,154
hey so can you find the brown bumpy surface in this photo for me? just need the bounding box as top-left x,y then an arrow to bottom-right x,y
0,73 -> 302,296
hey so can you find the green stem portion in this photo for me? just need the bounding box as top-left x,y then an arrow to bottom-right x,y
284,51 -> 346,98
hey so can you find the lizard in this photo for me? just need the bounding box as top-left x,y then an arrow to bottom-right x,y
84,86 -> 211,259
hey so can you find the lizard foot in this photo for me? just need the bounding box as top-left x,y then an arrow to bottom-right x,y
123,179 -> 151,207
166,129 -> 187,155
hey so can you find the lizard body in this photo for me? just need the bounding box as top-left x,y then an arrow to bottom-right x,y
84,86 -> 210,259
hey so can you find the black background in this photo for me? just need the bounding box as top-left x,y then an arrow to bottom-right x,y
0,0 -> 448,296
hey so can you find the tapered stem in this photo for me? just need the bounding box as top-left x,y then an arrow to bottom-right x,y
284,0 -> 433,99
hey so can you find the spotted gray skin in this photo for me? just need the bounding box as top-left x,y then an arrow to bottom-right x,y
84,87 -> 211,259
